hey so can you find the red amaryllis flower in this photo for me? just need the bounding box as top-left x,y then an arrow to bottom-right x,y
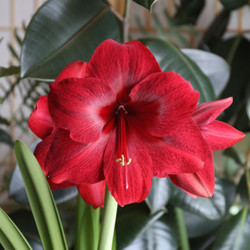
169,97 -> 245,198
28,39 -> 209,206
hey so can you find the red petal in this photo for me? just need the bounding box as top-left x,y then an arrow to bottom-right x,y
151,119 -> 209,176
77,181 -> 105,209
104,129 -> 153,207
28,96 -> 54,139
193,97 -> 232,126
87,39 -> 161,96
36,128 -> 108,185
169,150 -> 215,198
55,61 -> 88,82
127,72 -> 199,137
201,120 -> 245,151
49,78 -> 115,143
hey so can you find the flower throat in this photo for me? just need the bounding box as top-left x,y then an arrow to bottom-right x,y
116,105 -> 131,190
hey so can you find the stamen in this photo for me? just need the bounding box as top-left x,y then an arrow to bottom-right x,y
116,154 -> 132,166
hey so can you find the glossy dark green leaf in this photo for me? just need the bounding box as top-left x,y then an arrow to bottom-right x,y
14,140 -> 68,250
181,49 -> 230,97
0,128 -> 14,147
185,210 -> 222,238
213,207 -> 250,250
213,36 -> 250,126
0,66 -> 20,77
145,177 -> 171,213
185,179 -> 236,238
0,208 -> 32,250
220,0 -> 249,10
122,211 -> 178,250
133,0 -> 157,11
21,0 -> 122,80
10,140 -> 77,205
173,0 -> 205,25
116,203 -> 165,249
199,9 -> 230,50
170,177 -> 226,220
140,38 -> 215,103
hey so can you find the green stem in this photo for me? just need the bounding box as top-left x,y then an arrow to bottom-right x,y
226,35 -> 241,65
75,195 -> 101,250
175,207 -> 190,250
98,186 -> 118,250
122,0 -> 131,43
244,147 -> 250,205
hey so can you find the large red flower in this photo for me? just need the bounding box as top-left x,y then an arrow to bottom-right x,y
169,97 -> 245,197
29,39 -> 210,206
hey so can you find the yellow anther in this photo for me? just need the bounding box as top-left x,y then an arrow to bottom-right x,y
116,154 -> 132,166
116,154 -> 125,166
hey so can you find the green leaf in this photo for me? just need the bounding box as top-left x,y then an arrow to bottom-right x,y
185,210 -> 222,238
0,65 -> 20,77
237,175 -> 249,206
75,195 -> 100,250
0,128 -> 14,147
140,38 -> 215,103
145,177 -> 171,213
181,49 -> 230,97
0,208 -> 32,250
213,36 -> 250,125
173,0 -> 205,25
170,177 -> 226,220
133,0 -> 157,11
199,9 -> 230,50
21,0 -> 122,80
121,211 -> 178,250
213,207 -> 250,250
10,139 -> 77,205
185,179 -> 236,238
116,203 -> 165,249
220,0 -> 249,11
14,140 -> 68,250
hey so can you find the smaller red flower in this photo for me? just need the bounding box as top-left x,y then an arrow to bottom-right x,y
169,97 -> 245,198
28,61 -> 105,208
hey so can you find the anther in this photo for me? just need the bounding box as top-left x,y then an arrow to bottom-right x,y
116,154 -> 132,166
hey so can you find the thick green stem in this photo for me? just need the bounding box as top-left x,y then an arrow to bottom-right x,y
244,147 -> 250,204
98,186 -> 118,250
175,207 -> 190,250
75,195 -> 101,250
122,0 -> 131,43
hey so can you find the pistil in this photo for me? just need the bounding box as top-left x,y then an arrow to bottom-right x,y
116,105 -> 131,189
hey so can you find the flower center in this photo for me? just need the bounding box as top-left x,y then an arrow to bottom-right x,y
116,104 -> 131,190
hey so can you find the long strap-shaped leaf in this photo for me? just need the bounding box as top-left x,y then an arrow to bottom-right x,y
0,208 -> 32,250
14,140 -> 68,250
